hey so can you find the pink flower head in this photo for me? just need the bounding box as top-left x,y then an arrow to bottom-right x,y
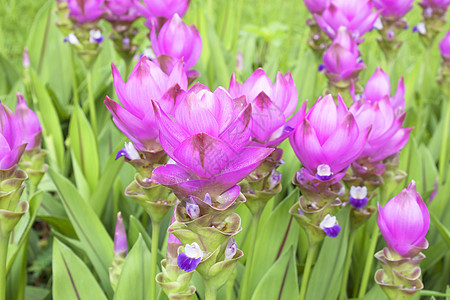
105,0 -> 140,22
322,27 -> 366,82
0,102 -> 26,170
439,29 -> 450,58
151,14 -> 202,70
373,0 -> 414,19
290,94 -> 368,182
138,0 -> 190,20
228,68 -> 304,147
362,66 -> 405,112
15,93 -> 42,151
67,0 -> 106,23
377,181 -> 430,257
304,0 -> 330,14
105,56 -> 188,152
152,83 -> 273,198
350,98 -> 412,162
315,0 -> 379,39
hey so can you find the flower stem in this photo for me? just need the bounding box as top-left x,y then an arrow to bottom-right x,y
299,243 -> 318,300
239,211 -> 261,300
0,233 -> 10,300
204,280 -> 217,300
339,230 -> 356,300
150,220 -> 160,300
86,68 -> 98,137
70,48 -> 80,106
439,100 -> 450,184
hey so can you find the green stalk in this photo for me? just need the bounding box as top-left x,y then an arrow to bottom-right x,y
299,243 -> 318,300
0,233 -> 10,300
70,48 -> 80,106
438,100 -> 450,184
238,211 -> 261,300
150,220 -> 161,300
226,269 -> 237,300
339,230 -> 356,300
86,68 -> 98,137
204,280 -> 217,300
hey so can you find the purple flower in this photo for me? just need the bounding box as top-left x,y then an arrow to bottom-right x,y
151,14 -> 202,70
152,83 -> 274,197
320,214 -> 341,238
377,181 -> 430,257
105,56 -> 187,152
349,186 -> 368,209
303,0 -> 330,14
289,94 -> 368,182
177,242 -> 202,272
350,97 -> 412,162
0,102 -> 26,170
228,68 -> 303,147
439,29 -> 450,58
361,66 -> 405,112
373,0 -> 414,19
114,212 -> 128,254
67,0 -> 106,23
315,0 -> 379,39
105,0 -> 140,22
15,93 -> 42,151
322,27 -> 366,83
138,0 -> 190,20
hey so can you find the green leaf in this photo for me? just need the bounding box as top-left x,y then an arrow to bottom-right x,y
68,105 -> 100,193
30,69 -> 65,171
248,189 -> 299,295
251,246 -> 299,300
0,51 -> 19,95
52,239 -> 107,300
114,235 -> 152,300
306,205 -> 350,300
50,169 -> 113,296
430,212 -> 450,248
24,286 -> 50,300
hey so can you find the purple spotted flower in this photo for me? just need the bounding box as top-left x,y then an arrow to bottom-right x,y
104,56 -> 187,152
151,83 -> 274,198
15,93 -> 42,151
303,0 -> 330,14
114,212 -> 128,254
314,0 -> 379,39
150,14 -> 202,70
373,0 -> 414,20
377,181 -> 430,257
0,102 -> 26,170
177,242 -> 202,272
290,94 -> 368,182
67,0 -> 106,23
320,214 -> 341,237
228,68 -> 303,147
322,27 -> 366,83
349,186 -> 369,209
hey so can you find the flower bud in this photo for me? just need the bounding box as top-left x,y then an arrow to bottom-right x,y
186,197 -> 200,219
224,237 -> 237,261
377,181 -> 430,257
15,93 -> 42,151
114,212 -> 128,254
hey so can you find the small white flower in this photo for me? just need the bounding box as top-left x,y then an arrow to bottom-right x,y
124,142 -> 140,160
317,164 -> 332,177
65,33 -> 80,45
143,48 -> 155,60
89,30 -> 103,43
320,214 -> 337,230
416,22 -> 427,35
373,18 -> 383,30
185,242 -> 203,259
350,186 -> 367,200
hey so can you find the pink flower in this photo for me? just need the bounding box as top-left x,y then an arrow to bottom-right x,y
322,27 -> 366,83
290,94 -> 368,181
373,0 -> 414,19
439,29 -> 450,58
15,93 -> 42,151
67,0 -> 106,23
228,68 -> 303,147
0,102 -> 26,170
315,0 -> 379,39
303,0 -> 330,14
105,56 -> 188,152
152,83 -> 273,197
138,0 -> 190,20
113,212 -> 127,254
105,0 -> 140,22
377,181 -> 430,257
361,66 -> 405,112
151,14 -> 202,70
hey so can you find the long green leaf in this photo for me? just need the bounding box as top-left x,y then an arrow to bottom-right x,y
50,169 -> 113,296
52,239 -> 107,300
